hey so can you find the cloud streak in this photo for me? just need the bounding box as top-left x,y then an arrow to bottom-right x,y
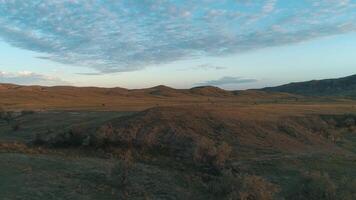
197,76 -> 257,86
0,71 -> 68,86
0,0 -> 355,73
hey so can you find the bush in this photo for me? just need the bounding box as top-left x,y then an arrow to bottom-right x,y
0,108 -> 15,124
107,150 -> 134,199
109,150 -> 134,186
93,123 -> 115,147
239,175 -> 280,200
21,110 -> 35,116
207,171 -> 238,198
339,177 -> 356,200
193,137 -> 232,171
32,126 -> 88,147
11,123 -> 20,131
289,171 -> 336,200
207,173 -> 280,200
194,137 -> 216,164
215,142 -> 232,168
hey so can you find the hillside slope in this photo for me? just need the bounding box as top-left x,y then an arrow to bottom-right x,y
262,74 -> 356,97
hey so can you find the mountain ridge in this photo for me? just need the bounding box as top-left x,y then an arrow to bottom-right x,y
262,74 -> 356,97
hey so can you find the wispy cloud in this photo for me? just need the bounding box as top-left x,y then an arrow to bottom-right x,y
179,64 -> 227,71
195,64 -> 227,71
262,0 -> 278,13
197,76 -> 257,86
76,72 -> 103,76
0,0 -> 355,73
0,71 -> 68,86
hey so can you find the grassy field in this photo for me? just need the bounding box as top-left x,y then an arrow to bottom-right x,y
1,102 -> 356,199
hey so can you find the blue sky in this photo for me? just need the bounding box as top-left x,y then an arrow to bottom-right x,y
0,0 -> 355,89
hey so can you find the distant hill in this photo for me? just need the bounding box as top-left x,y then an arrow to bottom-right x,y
189,86 -> 234,97
0,83 -> 298,111
262,74 -> 356,97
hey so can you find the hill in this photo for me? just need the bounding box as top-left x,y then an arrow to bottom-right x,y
0,83 -> 301,111
262,74 -> 356,97
3,103 -> 356,199
189,86 -> 234,97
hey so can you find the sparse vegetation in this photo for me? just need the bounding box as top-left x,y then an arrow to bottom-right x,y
289,171 -> 336,200
0,107 -> 15,125
193,137 -> 232,172
107,150 -> 135,199
32,125 -> 88,147
11,122 -> 20,131
20,110 -> 35,116
1,87 -> 356,200
239,175 -> 280,200
339,177 -> 356,200
207,172 -> 280,200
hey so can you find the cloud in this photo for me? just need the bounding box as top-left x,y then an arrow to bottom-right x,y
195,64 -> 227,70
262,0 -> 278,13
0,0 -> 355,73
197,76 -> 257,86
0,71 -> 68,86
75,72 -> 103,76
179,64 -> 227,71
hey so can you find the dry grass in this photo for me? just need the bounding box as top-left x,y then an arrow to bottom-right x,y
0,83 -> 335,111
0,142 -> 45,154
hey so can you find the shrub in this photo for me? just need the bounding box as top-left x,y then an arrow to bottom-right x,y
0,108 -> 15,124
21,110 -> 35,116
11,123 -> 20,131
239,175 -> 280,200
207,171 -> 238,198
207,173 -> 280,200
289,171 -> 336,200
339,177 -> 356,200
215,142 -> 232,169
109,150 -> 134,186
92,123 -> 115,147
344,118 -> 355,127
193,137 -> 232,171
107,150 -> 134,199
32,125 -> 88,147
193,137 -> 216,165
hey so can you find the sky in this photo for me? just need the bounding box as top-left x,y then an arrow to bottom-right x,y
0,0 -> 355,89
